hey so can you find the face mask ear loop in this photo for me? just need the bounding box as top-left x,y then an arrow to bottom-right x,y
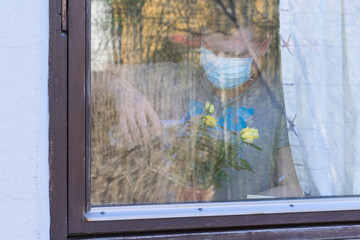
248,45 -> 262,80
251,44 -> 262,58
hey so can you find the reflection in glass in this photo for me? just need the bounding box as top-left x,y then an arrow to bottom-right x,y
91,0 -> 360,206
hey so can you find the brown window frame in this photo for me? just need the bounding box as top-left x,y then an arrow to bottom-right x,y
49,0 -> 360,238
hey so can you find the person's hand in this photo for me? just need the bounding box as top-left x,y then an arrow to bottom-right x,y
109,80 -> 162,147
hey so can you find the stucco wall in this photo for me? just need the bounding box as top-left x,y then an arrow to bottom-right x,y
0,0 -> 49,239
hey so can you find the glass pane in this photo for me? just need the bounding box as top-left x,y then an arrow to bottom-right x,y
90,0 -> 360,206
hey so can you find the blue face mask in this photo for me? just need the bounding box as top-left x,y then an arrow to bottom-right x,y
200,44 -> 260,90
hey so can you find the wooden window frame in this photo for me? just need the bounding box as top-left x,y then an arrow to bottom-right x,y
49,0 -> 360,238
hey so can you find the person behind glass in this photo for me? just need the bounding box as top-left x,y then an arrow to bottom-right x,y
200,26 -> 303,200
111,24 -> 303,201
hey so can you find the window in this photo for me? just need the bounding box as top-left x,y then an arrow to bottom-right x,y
49,0 -> 360,238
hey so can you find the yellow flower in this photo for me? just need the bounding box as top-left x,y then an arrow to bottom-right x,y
202,115 -> 217,127
240,127 -> 259,143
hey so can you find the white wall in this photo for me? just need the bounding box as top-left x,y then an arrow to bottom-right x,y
0,0 -> 49,239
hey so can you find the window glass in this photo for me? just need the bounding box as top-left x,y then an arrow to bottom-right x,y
90,0 -> 360,206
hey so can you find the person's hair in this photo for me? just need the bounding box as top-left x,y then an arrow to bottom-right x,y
205,0 -> 279,41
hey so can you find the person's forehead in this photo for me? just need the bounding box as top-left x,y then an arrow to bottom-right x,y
202,27 -> 256,54
203,27 -> 254,39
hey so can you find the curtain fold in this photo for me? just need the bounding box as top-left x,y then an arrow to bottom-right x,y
280,0 -> 360,196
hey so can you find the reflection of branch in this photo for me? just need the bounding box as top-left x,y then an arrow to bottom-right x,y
228,0 -> 236,18
214,0 -> 239,28
139,0 -> 145,9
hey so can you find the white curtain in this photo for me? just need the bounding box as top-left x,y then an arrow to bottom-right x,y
280,0 -> 360,196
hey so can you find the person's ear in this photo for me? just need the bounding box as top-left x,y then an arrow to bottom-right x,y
258,34 -> 272,56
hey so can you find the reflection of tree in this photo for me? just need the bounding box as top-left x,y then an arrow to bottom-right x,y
92,0 -> 279,67
213,0 -> 239,28
92,0 -> 212,66
109,0 -> 146,64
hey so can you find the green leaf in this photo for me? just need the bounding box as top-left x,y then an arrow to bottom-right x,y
230,160 -> 244,171
239,159 -> 255,173
249,143 -> 262,151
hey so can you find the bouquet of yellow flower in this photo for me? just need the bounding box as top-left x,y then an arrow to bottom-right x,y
167,102 -> 261,194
